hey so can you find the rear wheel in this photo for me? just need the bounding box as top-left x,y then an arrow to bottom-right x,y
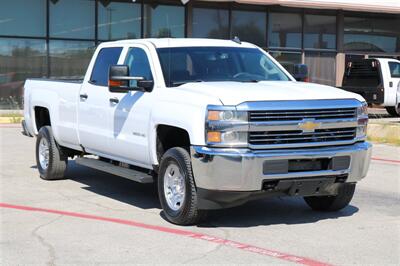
385,106 -> 400,117
304,183 -> 356,211
36,126 -> 67,180
158,147 -> 206,225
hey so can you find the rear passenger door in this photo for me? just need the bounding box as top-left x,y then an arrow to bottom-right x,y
107,45 -> 155,168
78,47 -> 123,156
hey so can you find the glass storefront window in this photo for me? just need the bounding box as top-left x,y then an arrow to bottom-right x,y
268,12 -> 302,48
231,10 -> 266,47
0,38 -> 47,109
344,16 -> 400,53
49,41 -> 95,77
0,0 -> 46,37
98,1 -> 141,40
50,0 -> 95,39
143,5 -> 184,38
192,8 -> 229,39
269,51 -> 302,75
305,52 -> 336,86
304,14 -> 336,50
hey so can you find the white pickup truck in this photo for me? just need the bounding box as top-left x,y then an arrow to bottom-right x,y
22,39 -> 371,225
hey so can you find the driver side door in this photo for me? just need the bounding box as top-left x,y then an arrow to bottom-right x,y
107,45 -> 155,168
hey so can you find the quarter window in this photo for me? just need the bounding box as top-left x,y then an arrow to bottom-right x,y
90,47 -> 123,86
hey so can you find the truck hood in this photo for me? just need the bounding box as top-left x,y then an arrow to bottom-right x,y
176,81 -> 365,106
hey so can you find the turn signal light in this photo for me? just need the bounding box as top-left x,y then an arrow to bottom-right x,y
207,131 -> 221,143
109,80 -> 123,87
207,111 -> 220,121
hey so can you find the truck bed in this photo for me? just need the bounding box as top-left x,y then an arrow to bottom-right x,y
29,77 -> 84,84
23,78 -> 83,150
341,59 -> 384,105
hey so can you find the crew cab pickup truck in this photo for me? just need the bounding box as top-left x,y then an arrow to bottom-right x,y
22,39 -> 372,225
341,58 -> 400,116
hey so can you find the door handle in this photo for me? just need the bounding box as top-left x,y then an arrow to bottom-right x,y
109,97 -> 119,104
80,93 -> 88,101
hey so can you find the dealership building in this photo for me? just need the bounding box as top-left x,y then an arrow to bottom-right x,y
0,0 -> 399,109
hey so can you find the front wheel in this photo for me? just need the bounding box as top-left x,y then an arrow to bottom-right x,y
36,126 -> 68,180
304,183 -> 356,211
385,106 -> 400,117
158,147 -> 206,225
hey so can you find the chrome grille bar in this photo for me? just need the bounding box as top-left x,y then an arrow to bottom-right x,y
249,108 -> 357,121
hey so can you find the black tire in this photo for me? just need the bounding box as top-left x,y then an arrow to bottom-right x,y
158,147 -> 206,225
304,183 -> 356,211
36,126 -> 67,180
385,106 -> 400,117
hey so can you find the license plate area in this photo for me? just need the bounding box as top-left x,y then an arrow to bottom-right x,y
263,156 -> 350,175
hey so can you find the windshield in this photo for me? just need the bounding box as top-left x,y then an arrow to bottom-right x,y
157,47 -> 290,87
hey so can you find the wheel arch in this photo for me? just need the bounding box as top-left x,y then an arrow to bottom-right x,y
155,124 -> 191,165
33,106 -> 52,133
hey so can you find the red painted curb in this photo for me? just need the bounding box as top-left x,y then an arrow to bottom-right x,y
0,124 -> 20,128
0,202 -> 332,266
371,157 -> 400,164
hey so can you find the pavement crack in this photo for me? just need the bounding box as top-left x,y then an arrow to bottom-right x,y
182,226 -> 229,264
31,215 -> 62,266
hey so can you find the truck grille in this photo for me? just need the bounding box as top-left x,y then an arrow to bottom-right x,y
249,128 -> 357,146
249,108 -> 357,122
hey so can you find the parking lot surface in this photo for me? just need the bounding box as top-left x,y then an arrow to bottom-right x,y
1,126 -> 399,265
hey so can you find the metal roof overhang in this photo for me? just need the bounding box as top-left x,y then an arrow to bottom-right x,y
182,0 -> 400,14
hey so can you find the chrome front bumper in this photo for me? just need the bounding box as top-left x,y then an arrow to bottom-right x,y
191,142 -> 372,191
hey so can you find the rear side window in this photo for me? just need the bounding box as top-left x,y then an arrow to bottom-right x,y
90,47 -> 123,86
389,62 -> 400,78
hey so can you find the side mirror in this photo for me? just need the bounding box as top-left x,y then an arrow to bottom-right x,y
293,64 -> 309,82
137,80 -> 154,92
108,65 -> 153,93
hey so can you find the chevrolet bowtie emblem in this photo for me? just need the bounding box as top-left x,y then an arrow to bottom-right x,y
299,120 -> 321,132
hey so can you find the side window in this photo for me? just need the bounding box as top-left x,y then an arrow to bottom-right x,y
90,47 -> 123,86
125,48 -> 153,85
389,62 -> 400,78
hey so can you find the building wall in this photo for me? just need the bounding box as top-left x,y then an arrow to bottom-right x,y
0,0 -> 399,109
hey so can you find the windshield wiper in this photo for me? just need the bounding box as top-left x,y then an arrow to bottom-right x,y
239,79 -> 261,83
172,80 -> 204,86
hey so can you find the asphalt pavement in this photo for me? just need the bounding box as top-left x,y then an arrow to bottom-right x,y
1,126 -> 399,265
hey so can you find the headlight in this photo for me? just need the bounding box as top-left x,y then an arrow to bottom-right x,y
356,102 -> 368,140
206,107 -> 248,147
207,110 -> 247,122
357,102 -> 368,117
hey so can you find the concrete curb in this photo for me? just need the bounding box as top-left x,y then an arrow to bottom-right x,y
0,117 -> 23,124
367,122 -> 400,145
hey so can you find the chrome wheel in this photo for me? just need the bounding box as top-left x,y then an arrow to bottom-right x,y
38,138 -> 50,170
163,163 -> 186,211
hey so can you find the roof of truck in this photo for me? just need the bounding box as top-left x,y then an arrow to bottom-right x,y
107,38 -> 258,49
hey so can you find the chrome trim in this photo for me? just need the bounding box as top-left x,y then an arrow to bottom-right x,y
249,118 -> 358,132
236,99 -> 363,111
207,120 -> 248,132
191,142 -> 372,191
205,99 -> 365,149
248,139 -> 357,150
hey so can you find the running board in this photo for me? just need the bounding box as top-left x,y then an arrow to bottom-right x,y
75,157 -> 154,184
